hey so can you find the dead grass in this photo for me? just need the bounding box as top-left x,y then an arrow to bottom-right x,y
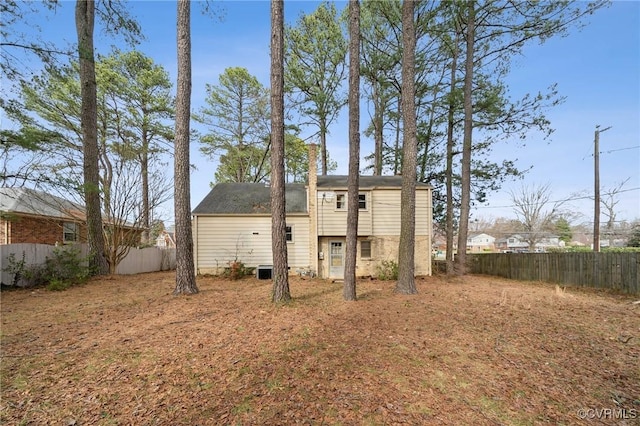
1,272 -> 639,425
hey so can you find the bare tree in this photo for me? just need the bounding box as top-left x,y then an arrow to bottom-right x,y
395,0 -> 417,295
75,0 -> 109,275
270,0 -> 290,303
344,0 -> 360,301
509,183 -> 563,251
173,0 -> 198,295
601,178 -> 630,233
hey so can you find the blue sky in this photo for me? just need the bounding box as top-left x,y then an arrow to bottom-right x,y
4,0 -> 639,225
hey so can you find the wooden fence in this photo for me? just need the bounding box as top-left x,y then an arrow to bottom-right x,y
467,252 -> 639,294
1,243 -> 176,286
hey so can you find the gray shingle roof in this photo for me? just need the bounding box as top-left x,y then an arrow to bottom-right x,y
192,183 -> 308,215
317,175 -> 431,189
0,187 -> 85,220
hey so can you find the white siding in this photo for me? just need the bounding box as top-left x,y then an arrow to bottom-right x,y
194,215 -> 310,274
316,191 -> 372,236
371,188 -> 430,235
316,188 -> 431,237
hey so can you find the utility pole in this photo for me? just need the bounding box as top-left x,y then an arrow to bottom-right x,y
593,125 -> 611,252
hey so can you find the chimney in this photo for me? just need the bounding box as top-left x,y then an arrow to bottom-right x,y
308,144 -> 318,275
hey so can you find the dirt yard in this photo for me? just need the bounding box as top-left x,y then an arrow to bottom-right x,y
1,272 -> 638,425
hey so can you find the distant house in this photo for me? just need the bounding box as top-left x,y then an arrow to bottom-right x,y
156,230 -> 176,249
0,187 -> 142,246
495,235 -> 528,252
466,233 -> 496,252
191,146 -> 433,279
495,234 -> 564,252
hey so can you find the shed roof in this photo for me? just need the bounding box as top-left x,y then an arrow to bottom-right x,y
192,183 -> 308,215
0,187 -> 85,220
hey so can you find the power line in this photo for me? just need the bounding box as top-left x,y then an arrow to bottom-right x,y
603,146 -> 640,154
582,145 -> 640,159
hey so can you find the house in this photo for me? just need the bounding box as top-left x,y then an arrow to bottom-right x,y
156,230 -> 176,249
0,187 -> 142,246
495,234 -> 529,252
495,234 -> 564,252
192,146 -> 433,279
466,233 -> 496,252
1,187 -> 87,245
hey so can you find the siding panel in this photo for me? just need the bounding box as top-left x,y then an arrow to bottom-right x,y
316,191 -> 372,236
195,216 -> 310,273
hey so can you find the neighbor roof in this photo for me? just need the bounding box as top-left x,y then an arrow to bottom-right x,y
317,175 -> 431,189
192,183 -> 308,215
0,187 -> 85,220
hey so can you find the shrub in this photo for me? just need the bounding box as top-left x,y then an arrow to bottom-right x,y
2,252 -> 27,286
47,278 -> 72,291
223,260 -> 253,280
1,252 -> 46,287
376,260 -> 399,280
41,246 -> 91,289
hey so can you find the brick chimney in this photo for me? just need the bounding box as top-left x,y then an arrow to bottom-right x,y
308,144 -> 318,274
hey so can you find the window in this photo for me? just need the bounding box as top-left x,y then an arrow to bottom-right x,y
336,193 -> 367,210
63,222 -> 79,243
360,240 -> 372,258
285,225 -> 293,242
358,193 -> 367,210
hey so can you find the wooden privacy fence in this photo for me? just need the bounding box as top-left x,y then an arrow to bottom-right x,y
467,252 -> 640,294
1,243 -> 176,286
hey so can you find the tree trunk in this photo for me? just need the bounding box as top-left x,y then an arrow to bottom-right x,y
395,0 -> 417,295
456,0 -> 475,276
173,0 -> 198,295
344,0 -> 360,301
75,0 -> 109,275
393,97 -> 401,175
445,31 -> 459,275
141,127 -> 150,245
270,0 -> 290,303
319,116 -> 328,175
373,82 -> 383,176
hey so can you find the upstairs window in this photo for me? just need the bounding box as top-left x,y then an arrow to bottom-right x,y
358,193 -> 367,210
285,225 -> 293,242
336,193 -> 367,210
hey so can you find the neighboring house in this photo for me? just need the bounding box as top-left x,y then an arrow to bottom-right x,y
192,147 -> 433,279
156,230 -> 176,249
0,187 -> 142,246
495,235 -> 529,252
466,233 -> 496,252
495,234 -> 563,252
1,187 -> 87,245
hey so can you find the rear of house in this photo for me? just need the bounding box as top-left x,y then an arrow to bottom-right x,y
192,177 -> 432,279
192,144 -> 432,279
313,175 -> 432,279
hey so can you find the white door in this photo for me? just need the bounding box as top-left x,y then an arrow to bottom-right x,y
329,240 -> 344,278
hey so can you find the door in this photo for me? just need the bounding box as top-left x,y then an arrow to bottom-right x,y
329,240 -> 344,278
